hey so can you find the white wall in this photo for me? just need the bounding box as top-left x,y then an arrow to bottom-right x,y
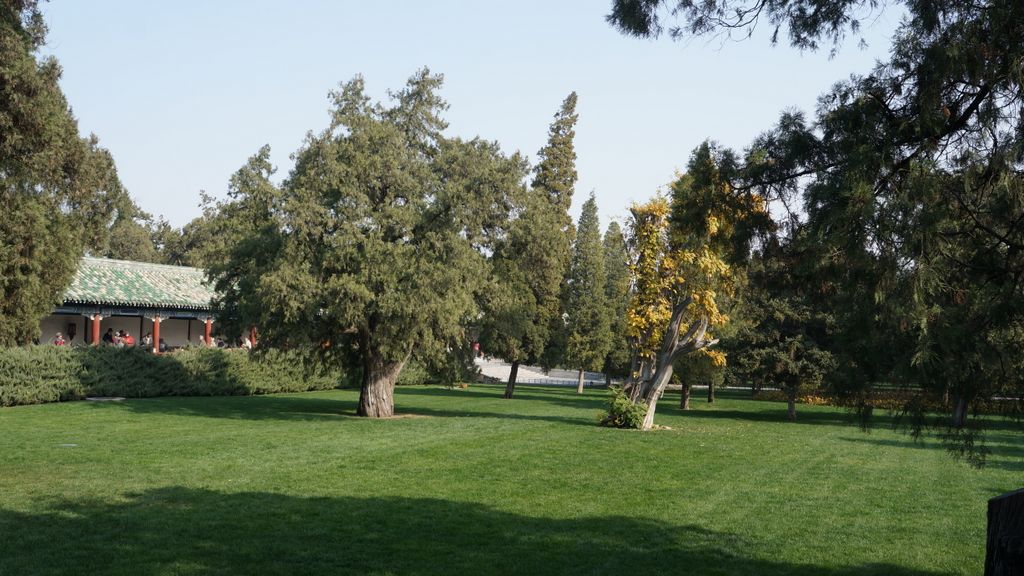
39,314 -> 87,345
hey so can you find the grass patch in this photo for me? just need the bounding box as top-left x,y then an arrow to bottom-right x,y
0,385 -> 1020,575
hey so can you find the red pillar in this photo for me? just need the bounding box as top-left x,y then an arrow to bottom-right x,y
152,316 -> 161,353
204,318 -> 213,346
249,325 -> 258,348
90,314 -> 101,346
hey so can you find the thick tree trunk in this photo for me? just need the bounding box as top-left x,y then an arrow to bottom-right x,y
951,394 -> 969,429
707,382 -> 715,404
576,368 -> 585,394
679,381 -> 691,410
640,361 -> 674,430
605,371 -> 612,387
503,360 -> 519,399
985,488 -> 1024,576
634,298 -> 717,430
787,388 -> 797,422
358,350 -> 406,418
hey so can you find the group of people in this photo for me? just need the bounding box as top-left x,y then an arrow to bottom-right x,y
102,328 -> 136,347
49,328 -> 250,351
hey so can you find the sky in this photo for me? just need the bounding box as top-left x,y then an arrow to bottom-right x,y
40,0 -> 903,229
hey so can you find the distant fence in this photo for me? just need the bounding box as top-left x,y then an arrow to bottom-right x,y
515,379 -> 610,389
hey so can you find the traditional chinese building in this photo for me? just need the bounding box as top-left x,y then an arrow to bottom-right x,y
39,257 -> 217,350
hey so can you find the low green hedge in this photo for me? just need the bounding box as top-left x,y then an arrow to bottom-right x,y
0,346 -> 346,407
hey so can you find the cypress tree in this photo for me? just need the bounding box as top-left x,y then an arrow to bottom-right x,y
478,93 -> 579,398
602,221 -> 632,384
533,92 -> 579,371
565,194 -> 613,393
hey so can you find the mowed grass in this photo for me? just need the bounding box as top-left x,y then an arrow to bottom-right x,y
0,385 -> 1020,575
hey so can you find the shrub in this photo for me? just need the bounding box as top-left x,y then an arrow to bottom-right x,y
0,346 -> 346,407
751,387 -> 1018,416
599,387 -> 647,429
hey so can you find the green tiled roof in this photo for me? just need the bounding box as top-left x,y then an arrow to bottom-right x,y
64,257 -> 215,310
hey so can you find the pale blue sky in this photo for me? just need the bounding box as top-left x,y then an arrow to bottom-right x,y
41,1 -> 902,228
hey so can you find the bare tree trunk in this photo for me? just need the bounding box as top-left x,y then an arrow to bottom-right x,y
640,360 -> 674,430
951,394 -> 969,429
358,349 -> 407,417
679,381 -> 691,410
504,360 -> 519,399
707,382 -> 715,404
605,371 -> 612,387
633,297 -> 718,430
787,387 -> 797,422
576,368 -> 585,394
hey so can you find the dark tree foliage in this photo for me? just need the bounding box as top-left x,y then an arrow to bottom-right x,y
0,0 -> 127,345
608,0 -> 883,51
733,237 -> 835,421
608,0 -> 1024,460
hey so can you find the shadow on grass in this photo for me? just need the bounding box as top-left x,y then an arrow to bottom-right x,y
675,406 -> 863,427
398,384 -> 611,412
0,487 -> 953,576
89,391 -> 598,427
840,434 -> 1024,472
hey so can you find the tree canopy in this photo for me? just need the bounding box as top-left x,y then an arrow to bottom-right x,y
0,0 -> 128,345
211,70 -> 524,417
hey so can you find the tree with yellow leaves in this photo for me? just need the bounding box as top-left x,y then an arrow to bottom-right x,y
612,142 -> 766,430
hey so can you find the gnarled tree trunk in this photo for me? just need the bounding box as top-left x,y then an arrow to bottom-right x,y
358,349 -> 408,417
634,296 -> 718,430
503,360 -> 519,399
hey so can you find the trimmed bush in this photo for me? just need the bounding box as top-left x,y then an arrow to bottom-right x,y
0,346 -> 346,407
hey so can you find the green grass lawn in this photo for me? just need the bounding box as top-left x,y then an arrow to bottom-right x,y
0,385 -> 1020,575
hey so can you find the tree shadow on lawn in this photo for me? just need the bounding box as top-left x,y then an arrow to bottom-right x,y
91,392 -> 597,427
839,434 -> 1024,472
0,487 -> 954,576
399,384 -> 611,412
676,406 -> 866,428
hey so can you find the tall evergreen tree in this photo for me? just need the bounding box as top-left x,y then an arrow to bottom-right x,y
565,194 -> 613,393
0,1 -> 127,345
602,221 -> 632,384
478,92 -> 579,398
533,92 -> 580,371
